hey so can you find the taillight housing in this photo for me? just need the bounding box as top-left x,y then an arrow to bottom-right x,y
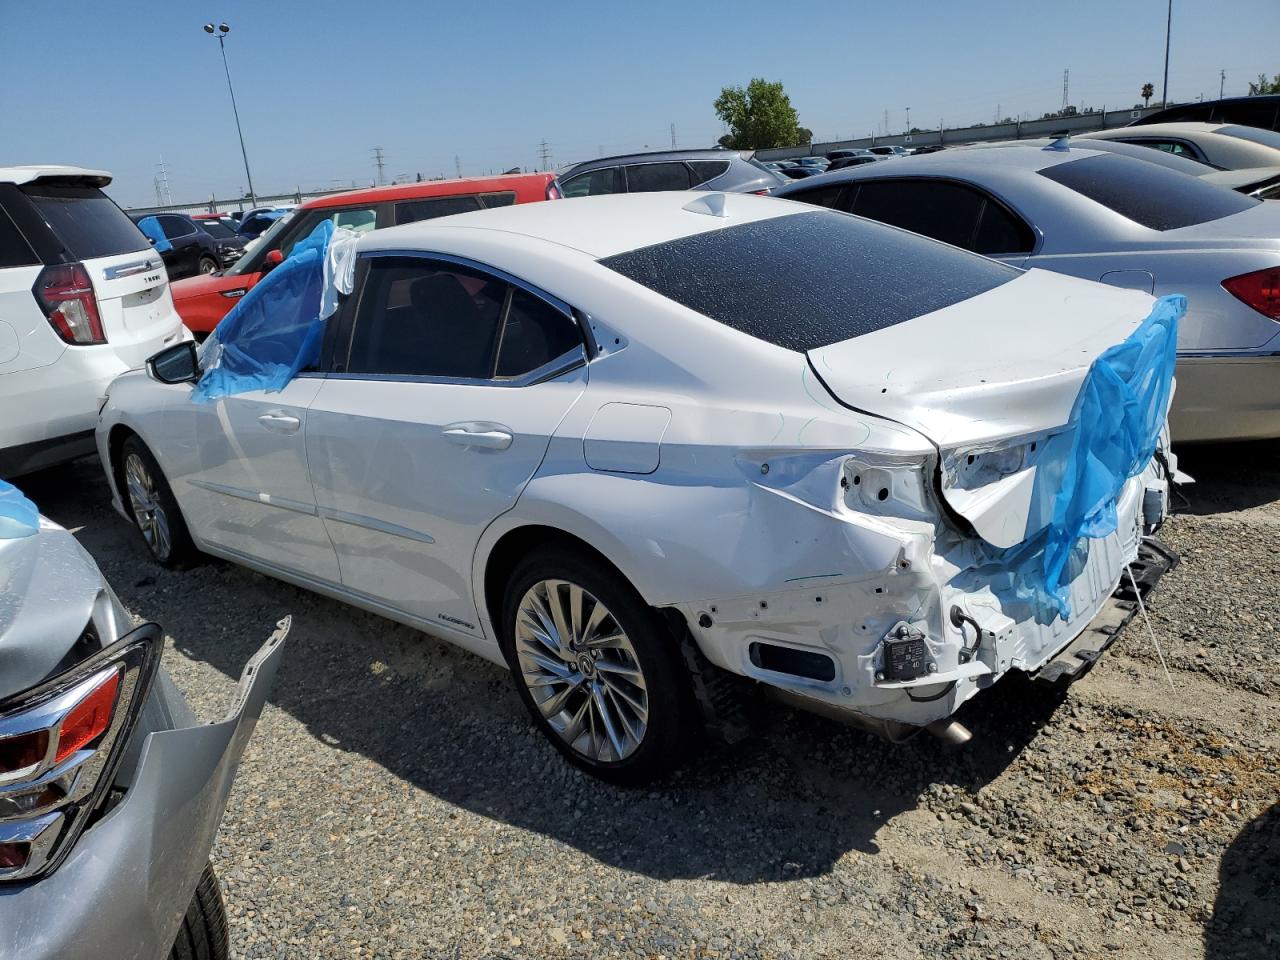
32,262 -> 107,345
546,180 -> 562,200
1222,267 -> 1280,320
0,624 -> 160,882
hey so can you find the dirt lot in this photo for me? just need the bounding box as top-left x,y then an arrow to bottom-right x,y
24,441 -> 1279,960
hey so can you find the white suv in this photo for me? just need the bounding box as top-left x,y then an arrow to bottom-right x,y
0,166 -> 188,477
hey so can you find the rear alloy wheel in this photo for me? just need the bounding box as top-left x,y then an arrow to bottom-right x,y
501,546 -> 693,784
198,255 -> 219,274
120,436 -> 198,568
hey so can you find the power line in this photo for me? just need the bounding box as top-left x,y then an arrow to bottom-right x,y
371,146 -> 386,186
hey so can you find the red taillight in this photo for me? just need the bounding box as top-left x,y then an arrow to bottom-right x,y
752,189 -> 771,196
0,730 -> 48,778
52,668 -> 120,764
1222,267 -> 1280,320
546,181 -> 562,200
32,262 -> 106,345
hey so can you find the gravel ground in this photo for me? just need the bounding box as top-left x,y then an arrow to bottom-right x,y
22,440 -> 1279,960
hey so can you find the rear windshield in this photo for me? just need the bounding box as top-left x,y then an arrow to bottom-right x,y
1039,154 -> 1258,230
21,184 -> 149,260
1218,125 -> 1280,150
599,210 -> 1019,352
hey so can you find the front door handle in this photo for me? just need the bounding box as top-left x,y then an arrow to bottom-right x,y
442,424 -> 513,450
257,411 -> 301,435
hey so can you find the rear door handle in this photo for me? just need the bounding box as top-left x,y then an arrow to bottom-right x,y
442,424 -> 513,450
257,411 -> 301,435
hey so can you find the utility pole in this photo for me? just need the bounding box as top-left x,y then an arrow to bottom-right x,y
905,106 -> 911,133
1161,0 -> 1172,107
454,155 -> 462,178
670,123 -> 677,149
1219,69 -> 1225,99
1062,69 -> 1070,111
154,155 -> 172,206
537,140 -> 552,170
371,147 -> 386,186
883,109 -> 889,136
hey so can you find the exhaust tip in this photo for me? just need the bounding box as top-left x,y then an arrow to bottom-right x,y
926,719 -> 973,746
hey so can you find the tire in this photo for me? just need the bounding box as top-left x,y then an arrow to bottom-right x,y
500,544 -> 695,785
119,435 -> 198,568
168,861 -> 229,960
197,255 -> 219,275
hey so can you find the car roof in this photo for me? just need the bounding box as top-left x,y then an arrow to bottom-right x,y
1085,121 -> 1231,138
302,172 -> 553,211
559,149 -> 745,174
359,190 -> 800,260
0,164 -> 112,187
782,143 -> 1110,189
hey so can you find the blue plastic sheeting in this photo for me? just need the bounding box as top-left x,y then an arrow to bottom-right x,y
987,294 -> 1184,620
0,479 -> 39,540
135,216 -> 172,254
192,220 -> 334,403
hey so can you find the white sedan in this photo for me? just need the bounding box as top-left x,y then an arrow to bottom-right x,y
96,193 -> 1175,783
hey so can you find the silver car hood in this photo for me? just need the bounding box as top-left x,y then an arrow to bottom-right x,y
0,521 -> 131,693
808,269 -> 1157,545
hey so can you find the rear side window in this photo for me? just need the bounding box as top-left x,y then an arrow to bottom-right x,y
560,167 -> 622,198
479,191 -> 517,208
22,184 -> 148,260
394,195 -> 483,225
600,210 -> 1019,352
625,162 -> 692,192
0,206 -> 37,268
852,180 -> 985,249
495,289 -> 582,377
1039,154 -> 1258,230
688,160 -> 731,186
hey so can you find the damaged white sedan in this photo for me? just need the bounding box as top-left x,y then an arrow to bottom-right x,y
96,192 -> 1180,783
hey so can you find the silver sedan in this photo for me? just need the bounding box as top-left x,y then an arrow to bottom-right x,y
774,144 -> 1280,442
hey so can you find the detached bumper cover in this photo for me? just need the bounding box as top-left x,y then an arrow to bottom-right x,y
0,617 -> 289,960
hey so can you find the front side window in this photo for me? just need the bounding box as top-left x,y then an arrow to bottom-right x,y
600,210 -> 1019,352
1039,153 -> 1257,230
784,184 -> 845,209
560,167 -> 622,198
345,257 -> 582,381
625,162 -> 692,192
394,195 -> 482,225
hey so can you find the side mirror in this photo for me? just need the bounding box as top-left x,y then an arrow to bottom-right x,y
146,341 -> 201,385
263,249 -> 284,270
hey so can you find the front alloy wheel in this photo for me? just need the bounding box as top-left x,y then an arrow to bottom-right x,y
514,579 -> 649,763
124,452 -> 172,561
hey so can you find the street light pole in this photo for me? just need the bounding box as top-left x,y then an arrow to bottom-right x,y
204,22 -> 257,207
1160,0 -> 1172,108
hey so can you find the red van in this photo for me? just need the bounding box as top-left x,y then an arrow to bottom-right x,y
171,172 -> 559,338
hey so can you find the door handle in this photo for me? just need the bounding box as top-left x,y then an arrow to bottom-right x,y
442,424 -> 513,450
257,411 -> 301,434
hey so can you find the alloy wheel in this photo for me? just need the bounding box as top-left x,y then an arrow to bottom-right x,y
124,452 -> 172,560
514,579 -> 649,763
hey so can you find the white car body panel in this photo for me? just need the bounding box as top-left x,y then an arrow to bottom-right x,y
97,193 -> 1172,735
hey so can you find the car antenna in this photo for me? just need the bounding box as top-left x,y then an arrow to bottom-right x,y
1044,130 -> 1071,152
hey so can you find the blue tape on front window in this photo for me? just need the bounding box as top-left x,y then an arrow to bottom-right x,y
135,216 -> 172,254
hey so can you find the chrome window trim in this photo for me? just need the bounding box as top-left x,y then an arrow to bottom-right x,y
325,345 -> 587,388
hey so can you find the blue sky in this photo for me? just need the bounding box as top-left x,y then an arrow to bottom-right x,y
2,0 -> 1276,207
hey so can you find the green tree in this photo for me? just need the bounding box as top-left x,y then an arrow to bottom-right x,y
1248,73 -> 1280,95
1141,82 -> 1154,107
714,79 -> 802,149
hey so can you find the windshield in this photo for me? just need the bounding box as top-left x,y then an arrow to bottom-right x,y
199,219 -> 238,239
225,211 -> 295,275
600,210 -> 1019,352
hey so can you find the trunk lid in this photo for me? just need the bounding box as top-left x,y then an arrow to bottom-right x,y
808,269 -> 1158,547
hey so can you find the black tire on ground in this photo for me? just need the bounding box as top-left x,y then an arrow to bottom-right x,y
119,435 -> 199,569
168,861 -> 230,960
197,255 -> 219,274
500,544 -> 697,785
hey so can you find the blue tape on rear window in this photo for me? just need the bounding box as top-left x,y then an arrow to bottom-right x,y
0,479 -> 39,539
990,294 -> 1183,619
191,220 -> 334,403
135,216 -> 172,254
